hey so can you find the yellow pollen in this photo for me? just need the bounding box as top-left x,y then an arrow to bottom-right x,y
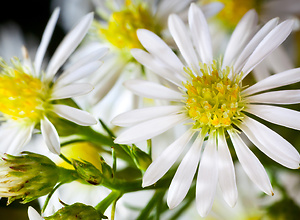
0,60 -> 48,122
98,0 -> 161,50
183,60 -> 244,130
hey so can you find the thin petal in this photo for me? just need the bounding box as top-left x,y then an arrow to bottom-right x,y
246,104 -> 300,130
247,90 -> 300,104
222,9 -> 258,69
168,131 -> 205,209
228,130 -> 273,196
52,104 -> 97,126
136,29 -> 184,72
111,105 -> 183,127
123,79 -> 183,101
241,20 -> 294,78
168,14 -> 199,70
51,83 -> 93,100
28,206 -> 44,220
218,129 -> 238,207
46,12 -> 93,79
189,3 -> 213,64
142,129 -> 195,187
34,8 -> 60,75
114,113 -> 188,144
239,116 -> 300,169
196,132 -> 218,217
243,68 -> 300,95
41,117 -> 60,155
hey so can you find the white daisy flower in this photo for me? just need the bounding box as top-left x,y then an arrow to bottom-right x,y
0,8 -> 107,155
112,3 -> 300,217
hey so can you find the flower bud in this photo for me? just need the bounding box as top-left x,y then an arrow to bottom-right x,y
131,146 -> 152,171
72,159 -> 103,185
44,203 -> 106,220
0,152 -> 59,204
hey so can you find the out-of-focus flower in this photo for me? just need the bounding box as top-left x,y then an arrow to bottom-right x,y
0,152 -> 59,204
112,3 -> 300,217
0,8 -> 107,155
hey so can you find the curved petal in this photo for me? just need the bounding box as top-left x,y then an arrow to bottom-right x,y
123,79 -> 183,101
28,206 -> 44,220
51,83 -> 93,100
168,14 -> 199,70
246,104 -> 300,130
228,130 -> 273,196
168,131 -> 205,209
46,12 -> 94,79
189,3 -> 213,64
136,29 -> 184,72
241,20 -> 294,79
196,132 -> 218,217
243,68 -> 300,95
246,90 -> 300,104
41,117 -> 60,155
34,8 -> 60,75
142,129 -> 195,187
114,113 -> 188,144
218,129 -> 238,207
52,104 -> 97,126
239,116 -> 300,168
222,9 -> 258,69
111,105 -> 183,127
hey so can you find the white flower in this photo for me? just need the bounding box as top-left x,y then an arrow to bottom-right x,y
112,3 -> 300,217
28,206 -> 44,220
73,0 -> 223,124
0,8 -> 107,155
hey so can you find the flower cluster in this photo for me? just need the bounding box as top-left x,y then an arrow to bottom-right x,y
0,0 -> 300,219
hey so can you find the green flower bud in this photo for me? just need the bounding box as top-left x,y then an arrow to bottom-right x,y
72,159 -> 103,185
0,152 -> 59,204
131,146 -> 152,171
44,203 -> 107,220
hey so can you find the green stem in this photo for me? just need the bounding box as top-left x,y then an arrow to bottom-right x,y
147,139 -> 152,158
59,153 -> 72,165
41,182 -> 63,213
95,191 -> 122,215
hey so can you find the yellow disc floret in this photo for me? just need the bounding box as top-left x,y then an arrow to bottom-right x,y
97,0 -> 161,51
183,60 -> 244,130
0,59 -> 49,123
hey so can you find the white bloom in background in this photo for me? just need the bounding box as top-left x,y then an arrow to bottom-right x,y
75,0 -> 223,123
112,3 -> 300,217
0,8 -> 107,155
28,206 -> 44,220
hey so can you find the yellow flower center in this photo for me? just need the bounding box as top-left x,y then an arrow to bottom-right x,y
206,0 -> 262,30
0,60 -> 48,123
183,61 -> 244,130
98,0 -> 161,51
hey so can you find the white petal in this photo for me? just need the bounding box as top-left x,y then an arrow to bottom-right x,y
55,60 -> 103,87
217,129 -> 238,207
228,130 -> 273,196
142,129 -> 195,187
241,20 -> 294,78
156,0 -> 193,21
168,131 -> 205,209
111,105 -> 183,127
34,8 -> 60,75
247,90 -> 300,104
222,9 -> 258,69
123,79 -> 183,101
131,48 -> 185,86
168,14 -> 199,70
136,29 -> 184,72
243,68 -> 300,95
52,104 -> 97,126
51,83 -> 93,100
246,104 -> 300,130
196,132 -> 218,217
46,12 -> 94,79
239,116 -> 300,169
114,113 -> 188,144
189,3 -> 213,64
233,17 -> 279,73
41,117 -> 60,155
201,2 -> 224,18
28,206 -> 44,220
